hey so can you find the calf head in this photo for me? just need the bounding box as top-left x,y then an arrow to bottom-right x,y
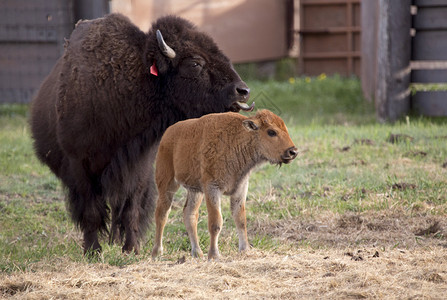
243,110 -> 297,165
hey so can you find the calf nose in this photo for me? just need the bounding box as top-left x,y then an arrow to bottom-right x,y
285,147 -> 298,159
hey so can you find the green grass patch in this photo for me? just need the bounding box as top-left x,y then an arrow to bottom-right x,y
1,77 -> 446,272
246,75 -> 375,126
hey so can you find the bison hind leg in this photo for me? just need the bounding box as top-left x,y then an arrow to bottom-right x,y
67,185 -> 109,255
109,206 -> 125,245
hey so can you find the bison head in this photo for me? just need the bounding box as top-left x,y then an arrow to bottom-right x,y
145,16 -> 253,118
243,110 -> 297,166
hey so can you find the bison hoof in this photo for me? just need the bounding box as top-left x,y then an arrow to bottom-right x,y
122,245 -> 139,255
122,240 -> 140,255
84,245 -> 102,259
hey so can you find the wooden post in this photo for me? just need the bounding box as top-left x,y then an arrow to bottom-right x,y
375,0 -> 412,122
361,0 -> 378,102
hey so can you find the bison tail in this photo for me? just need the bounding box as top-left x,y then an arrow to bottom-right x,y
66,183 -> 110,236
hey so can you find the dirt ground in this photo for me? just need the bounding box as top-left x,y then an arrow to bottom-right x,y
1,211 -> 447,299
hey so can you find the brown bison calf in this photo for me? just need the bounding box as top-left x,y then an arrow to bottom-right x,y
151,110 -> 297,259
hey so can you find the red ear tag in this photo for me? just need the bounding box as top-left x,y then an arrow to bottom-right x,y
150,60 -> 158,76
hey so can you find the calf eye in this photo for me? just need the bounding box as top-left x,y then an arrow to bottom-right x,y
267,129 -> 277,137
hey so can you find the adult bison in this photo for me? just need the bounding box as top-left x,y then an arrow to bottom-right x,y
30,13 -> 253,255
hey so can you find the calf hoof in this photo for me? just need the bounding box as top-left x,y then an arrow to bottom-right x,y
239,243 -> 250,253
191,248 -> 204,259
151,246 -> 163,259
207,249 -> 220,261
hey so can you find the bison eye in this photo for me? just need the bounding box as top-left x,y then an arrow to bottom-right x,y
179,57 -> 205,79
267,129 -> 277,137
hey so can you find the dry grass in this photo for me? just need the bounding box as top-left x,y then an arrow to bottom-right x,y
1,246 -> 446,299
2,208 -> 447,299
251,209 -> 447,250
2,91 -> 446,298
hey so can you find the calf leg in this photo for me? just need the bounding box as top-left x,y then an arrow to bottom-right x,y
183,190 -> 204,258
205,187 -> 223,260
230,178 -> 250,252
151,179 -> 179,258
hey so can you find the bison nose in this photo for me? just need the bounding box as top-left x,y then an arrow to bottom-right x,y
285,147 -> 298,159
236,84 -> 250,98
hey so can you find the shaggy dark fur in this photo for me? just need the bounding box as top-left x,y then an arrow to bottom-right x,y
30,14 -> 250,254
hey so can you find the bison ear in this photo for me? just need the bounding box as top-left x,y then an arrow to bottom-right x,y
242,120 -> 259,131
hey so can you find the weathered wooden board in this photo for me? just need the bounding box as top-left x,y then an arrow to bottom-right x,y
74,0 -> 109,21
0,0 -> 74,103
412,91 -> 447,116
413,7 -> 447,30
413,0 -> 447,7
411,69 -> 447,83
298,0 -> 361,76
374,0 -> 412,122
412,31 -> 447,60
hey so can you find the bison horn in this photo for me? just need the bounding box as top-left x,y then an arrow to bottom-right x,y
156,30 -> 176,59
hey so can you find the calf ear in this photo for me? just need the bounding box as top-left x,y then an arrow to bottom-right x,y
242,120 -> 259,131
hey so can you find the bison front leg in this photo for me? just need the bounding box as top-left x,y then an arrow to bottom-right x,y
183,189 -> 204,258
205,187 -> 223,260
230,178 -> 250,253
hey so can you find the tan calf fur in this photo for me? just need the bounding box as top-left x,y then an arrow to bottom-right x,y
152,110 -> 297,260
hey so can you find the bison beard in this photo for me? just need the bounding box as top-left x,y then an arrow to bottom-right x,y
30,14 -> 252,255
